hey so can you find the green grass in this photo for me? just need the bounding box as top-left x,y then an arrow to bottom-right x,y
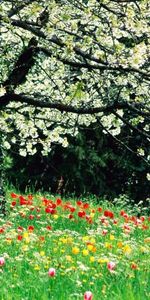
0,191 -> 149,299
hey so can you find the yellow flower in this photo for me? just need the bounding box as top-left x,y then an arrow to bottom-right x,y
82,236 -> 89,242
98,258 -> 108,264
65,255 -> 72,262
123,245 -> 132,254
117,241 -> 123,248
90,256 -> 95,263
67,237 -> 73,244
90,213 -> 95,218
23,232 -> 29,238
72,247 -> 80,255
82,249 -> 89,256
110,234 -> 115,241
105,242 -> 112,249
34,265 -> 40,270
25,237 -> 30,244
5,239 -> 12,245
90,238 -> 96,244
53,214 -> 58,220
144,237 -> 150,243
21,245 -> 29,252
40,251 -> 45,256
87,244 -> 94,251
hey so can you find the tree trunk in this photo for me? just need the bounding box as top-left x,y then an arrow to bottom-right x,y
0,145 -> 6,216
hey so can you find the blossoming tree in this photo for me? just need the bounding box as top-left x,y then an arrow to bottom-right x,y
0,0 -> 150,155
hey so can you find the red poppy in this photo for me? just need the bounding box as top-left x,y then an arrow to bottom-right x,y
104,210 -> 114,218
113,219 -> 118,224
45,207 -> 57,214
0,228 -> 4,234
120,210 -> 125,216
28,225 -> 34,231
11,201 -> 17,207
11,192 -> 18,198
142,225 -> 149,230
78,211 -> 86,218
140,216 -> 145,222
83,203 -> 89,209
131,263 -> 138,270
97,207 -> 102,213
86,216 -> 93,224
30,207 -> 35,211
56,198 -> 62,206
130,216 -> 137,223
18,226 -> 23,232
27,194 -> 33,200
77,201 -> 82,206
68,206 -> 76,213
17,235 -> 23,241
46,225 -> 52,230
19,212 -> 26,218
29,215 -> 34,220
68,214 -> 74,219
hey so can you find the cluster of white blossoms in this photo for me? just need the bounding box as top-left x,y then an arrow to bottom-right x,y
0,0 -> 149,161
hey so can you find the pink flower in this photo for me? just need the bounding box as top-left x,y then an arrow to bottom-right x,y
84,291 -> 93,300
48,267 -> 56,277
0,257 -> 5,266
107,261 -> 116,272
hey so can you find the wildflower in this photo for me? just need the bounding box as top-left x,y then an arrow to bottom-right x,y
53,214 -> 59,220
48,267 -> 56,277
29,215 -> 34,220
34,265 -> 40,271
97,207 -> 102,213
46,225 -> 52,230
56,198 -> 62,205
84,291 -> 93,300
107,261 -> 116,272
89,256 -> 95,263
144,237 -> 150,243
45,207 -> 56,214
82,249 -> 89,256
83,203 -> 89,209
72,247 -> 80,254
0,257 -> 5,266
28,225 -> 34,231
0,228 -> 4,234
17,226 -> 23,232
68,214 -> 74,219
11,192 -> 18,198
102,229 -> 108,236
110,234 -> 115,240
17,235 -> 23,241
11,201 -> 17,207
78,211 -> 86,218
104,210 -> 114,218
131,263 -> 138,270
123,245 -> 132,254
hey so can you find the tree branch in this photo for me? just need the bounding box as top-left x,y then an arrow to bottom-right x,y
96,116 -> 150,166
10,20 -> 150,79
113,111 -> 150,140
1,93 -> 150,118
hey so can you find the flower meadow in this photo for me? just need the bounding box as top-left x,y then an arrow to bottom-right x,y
0,193 -> 150,300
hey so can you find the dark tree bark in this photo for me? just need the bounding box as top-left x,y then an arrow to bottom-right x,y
3,37 -> 38,93
0,144 -> 6,216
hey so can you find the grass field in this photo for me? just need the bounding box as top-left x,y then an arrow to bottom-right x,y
0,192 -> 150,299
